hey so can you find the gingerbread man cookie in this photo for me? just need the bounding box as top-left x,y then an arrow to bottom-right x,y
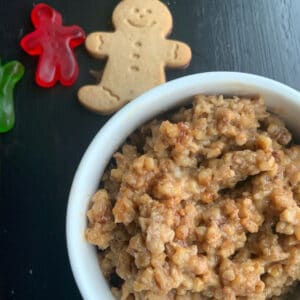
78,0 -> 192,114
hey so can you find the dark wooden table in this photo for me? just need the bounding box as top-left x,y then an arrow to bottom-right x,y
1,0 -> 300,299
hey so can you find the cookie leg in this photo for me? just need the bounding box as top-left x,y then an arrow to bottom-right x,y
78,85 -> 124,115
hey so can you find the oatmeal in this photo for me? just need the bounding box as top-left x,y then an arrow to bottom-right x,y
86,95 -> 300,299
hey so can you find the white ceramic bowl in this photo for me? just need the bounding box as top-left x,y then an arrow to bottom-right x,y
66,72 -> 300,300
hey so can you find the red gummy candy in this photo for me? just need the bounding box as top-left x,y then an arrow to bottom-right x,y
20,3 -> 85,87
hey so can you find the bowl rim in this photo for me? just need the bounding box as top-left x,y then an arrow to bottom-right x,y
66,71 -> 300,300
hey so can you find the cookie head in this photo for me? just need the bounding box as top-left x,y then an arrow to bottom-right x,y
112,0 -> 172,35
31,3 -> 62,28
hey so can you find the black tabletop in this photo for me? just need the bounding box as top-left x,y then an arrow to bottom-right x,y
1,0 -> 300,299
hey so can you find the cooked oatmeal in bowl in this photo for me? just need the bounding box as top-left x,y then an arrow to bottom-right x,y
85,95 -> 300,300
66,72 -> 300,300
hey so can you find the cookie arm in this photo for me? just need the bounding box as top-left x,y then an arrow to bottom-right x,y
85,32 -> 114,59
165,40 -> 192,68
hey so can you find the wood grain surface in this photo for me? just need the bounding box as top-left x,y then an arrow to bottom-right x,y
1,0 -> 300,299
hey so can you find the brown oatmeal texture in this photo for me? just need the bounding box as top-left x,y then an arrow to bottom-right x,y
85,95 -> 300,299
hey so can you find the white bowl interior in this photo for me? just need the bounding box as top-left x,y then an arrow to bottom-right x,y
66,72 -> 300,300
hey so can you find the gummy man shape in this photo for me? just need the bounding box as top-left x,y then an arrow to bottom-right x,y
20,3 -> 85,87
0,59 -> 24,133
78,0 -> 192,114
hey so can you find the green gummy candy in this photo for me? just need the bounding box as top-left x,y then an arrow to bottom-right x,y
0,59 -> 25,133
